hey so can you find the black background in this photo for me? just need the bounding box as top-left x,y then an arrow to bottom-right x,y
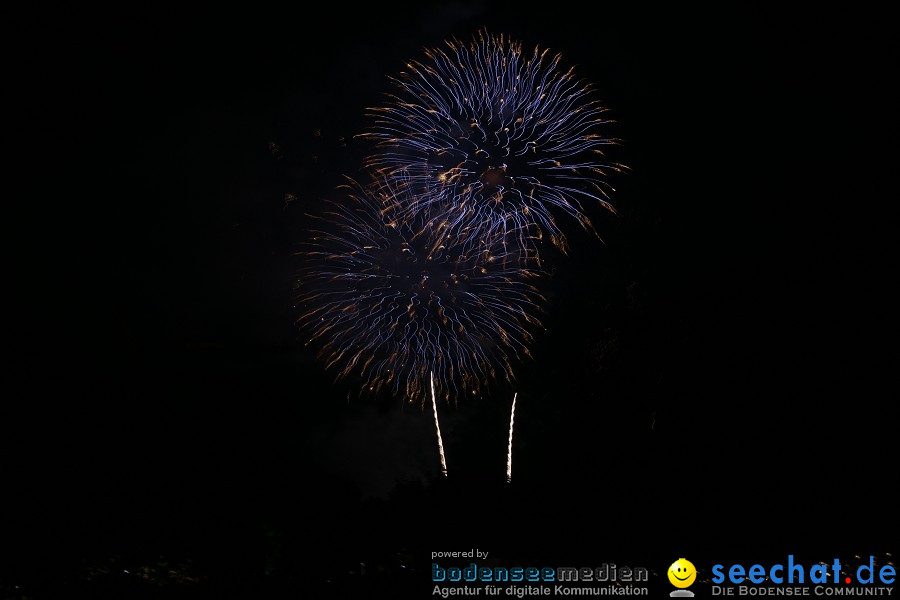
5,2 -> 897,598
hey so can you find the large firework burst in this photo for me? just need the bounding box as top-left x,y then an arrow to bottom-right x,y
296,177 -> 546,406
361,29 -> 625,256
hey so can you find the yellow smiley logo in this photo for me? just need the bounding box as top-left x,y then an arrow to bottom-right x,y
668,558 -> 697,588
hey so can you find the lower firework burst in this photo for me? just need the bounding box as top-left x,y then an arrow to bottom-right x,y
296,177 -> 546,406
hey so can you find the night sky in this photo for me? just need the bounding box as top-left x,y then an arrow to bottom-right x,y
5,3 -> 897,598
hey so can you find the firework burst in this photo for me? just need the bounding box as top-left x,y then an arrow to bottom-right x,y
361,29 -> 625,256
296,177 -> 546,406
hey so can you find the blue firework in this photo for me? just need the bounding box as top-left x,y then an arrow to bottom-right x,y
361,29 -> 625,255
296,177 -> 546,405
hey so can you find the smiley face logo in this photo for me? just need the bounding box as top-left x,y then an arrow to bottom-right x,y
668,558 -> 697,588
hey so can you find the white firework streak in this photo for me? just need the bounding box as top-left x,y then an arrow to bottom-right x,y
431,371 -> 448,477
506,392 -> 517,483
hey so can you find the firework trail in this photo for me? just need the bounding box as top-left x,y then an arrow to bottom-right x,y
431,371 -> 448,476
361,29 -> 624,258
506,392 -> 517,483
296,177 -> 546,406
